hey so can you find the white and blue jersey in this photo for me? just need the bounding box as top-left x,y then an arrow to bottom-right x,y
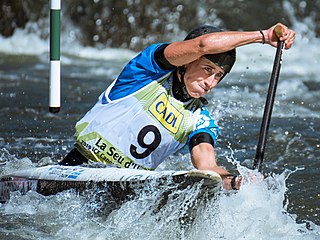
74,43 -> 220,170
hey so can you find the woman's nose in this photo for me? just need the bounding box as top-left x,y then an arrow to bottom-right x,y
204,74 -> 217,88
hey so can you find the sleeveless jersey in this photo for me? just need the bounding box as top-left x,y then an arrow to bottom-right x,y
74,43 -> 220,170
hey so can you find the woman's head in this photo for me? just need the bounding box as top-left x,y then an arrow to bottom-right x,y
176,25 -> 236,98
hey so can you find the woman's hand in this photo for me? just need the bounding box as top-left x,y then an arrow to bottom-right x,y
264,23 -> 296,49
222,175 -> 242,190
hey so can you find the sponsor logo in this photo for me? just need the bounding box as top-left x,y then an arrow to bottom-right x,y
148,93 -> 183,134
48,166 -> 86,179
80,138 -> 142,169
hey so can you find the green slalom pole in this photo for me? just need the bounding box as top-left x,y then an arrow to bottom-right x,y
49,0 -> 61,113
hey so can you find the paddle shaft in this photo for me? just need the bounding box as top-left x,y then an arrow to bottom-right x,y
253,39 -> 285,172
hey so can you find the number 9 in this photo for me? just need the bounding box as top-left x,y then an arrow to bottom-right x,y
130,125 -> 161,159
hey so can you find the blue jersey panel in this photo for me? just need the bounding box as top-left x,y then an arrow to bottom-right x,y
187,106 -> 220,148
108,43 -> 174,101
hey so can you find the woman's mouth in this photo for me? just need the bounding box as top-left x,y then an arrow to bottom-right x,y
199,84 -> 210,93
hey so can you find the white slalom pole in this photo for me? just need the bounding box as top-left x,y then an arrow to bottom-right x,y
49,0 -> 61,113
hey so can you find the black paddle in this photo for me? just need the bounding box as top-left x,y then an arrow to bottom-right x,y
253,26 -> 285,172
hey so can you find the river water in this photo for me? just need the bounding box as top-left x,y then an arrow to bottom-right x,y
0,1 -> 319,239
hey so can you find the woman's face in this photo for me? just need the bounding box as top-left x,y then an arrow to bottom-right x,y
183,57 -> 225,98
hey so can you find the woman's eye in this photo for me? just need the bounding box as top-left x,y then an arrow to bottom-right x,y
204,67 -> 212,73
216,73 -> 223,78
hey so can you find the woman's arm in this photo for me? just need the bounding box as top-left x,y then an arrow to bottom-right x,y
191,142 -> 241,190
164,23 -> 295,67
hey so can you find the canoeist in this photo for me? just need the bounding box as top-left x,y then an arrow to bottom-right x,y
60,23 -> 295,190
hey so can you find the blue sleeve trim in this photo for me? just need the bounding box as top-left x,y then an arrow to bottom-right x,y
187,106 -> 220,148
107,43 -> 174,101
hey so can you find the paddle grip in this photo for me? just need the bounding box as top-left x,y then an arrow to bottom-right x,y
274,25 -> 284,38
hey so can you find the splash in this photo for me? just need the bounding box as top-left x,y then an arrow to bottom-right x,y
209,170 -> 319,239
0,148 -> 35,175
0,149 -> 319,239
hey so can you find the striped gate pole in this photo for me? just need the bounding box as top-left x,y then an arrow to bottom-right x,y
49,0 -> 61,113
